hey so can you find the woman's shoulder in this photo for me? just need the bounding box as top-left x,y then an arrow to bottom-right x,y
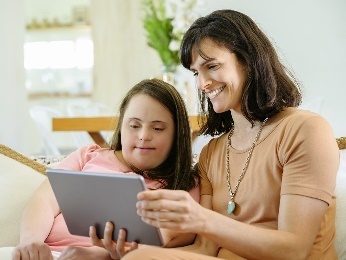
272,107 -> 330,131
199,133 -> 228,158
270,108 -> 336,149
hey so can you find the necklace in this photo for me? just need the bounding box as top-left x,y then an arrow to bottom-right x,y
226,118 -> 268,215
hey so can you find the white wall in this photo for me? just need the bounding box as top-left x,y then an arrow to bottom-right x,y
201,0 -> 346,137
0,0 -> 33,154
1,0 -> 345,155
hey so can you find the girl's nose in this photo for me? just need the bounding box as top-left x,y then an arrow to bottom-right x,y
139,128 -> 152,141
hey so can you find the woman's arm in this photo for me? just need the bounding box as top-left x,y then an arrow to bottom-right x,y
160,184 -> 201,248
137,189 -> 328,259
138,191 -> 219,256
90,194 -> 218,259
12,179 -> 61,259
172,194 -> 219,256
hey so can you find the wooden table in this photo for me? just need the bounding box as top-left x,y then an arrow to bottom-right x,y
52,116 -> 201,148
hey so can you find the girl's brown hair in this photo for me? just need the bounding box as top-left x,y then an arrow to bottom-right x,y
109,78 -> 196,191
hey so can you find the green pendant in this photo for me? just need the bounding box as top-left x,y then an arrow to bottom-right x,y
228,201 -> 235,214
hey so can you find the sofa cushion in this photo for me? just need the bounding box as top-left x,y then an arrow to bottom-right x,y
0,144 -> 47,247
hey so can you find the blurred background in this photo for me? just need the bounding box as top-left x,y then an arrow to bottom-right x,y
1,0 -> 345,155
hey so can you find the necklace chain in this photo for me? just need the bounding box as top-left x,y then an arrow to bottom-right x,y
226,118 -> 268,213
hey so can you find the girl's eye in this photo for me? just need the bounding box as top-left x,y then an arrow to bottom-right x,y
153,127 -> 164,131
130,124 -> 139,129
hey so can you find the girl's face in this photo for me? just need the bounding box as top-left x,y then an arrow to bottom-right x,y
190,38 -> 248,114
121,94 -> 175,171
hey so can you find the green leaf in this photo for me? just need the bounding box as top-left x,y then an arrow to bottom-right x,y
141,0 -> 180,68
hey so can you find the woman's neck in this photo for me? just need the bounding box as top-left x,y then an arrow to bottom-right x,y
229,110 -> 264,150
231,110 -> 262,133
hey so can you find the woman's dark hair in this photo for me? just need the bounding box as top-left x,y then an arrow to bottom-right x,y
109,78 -> 197,191
180,9 -> 302,136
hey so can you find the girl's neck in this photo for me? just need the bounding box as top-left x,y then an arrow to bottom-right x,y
114,150 -> 132,171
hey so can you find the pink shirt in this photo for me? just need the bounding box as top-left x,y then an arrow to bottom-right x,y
45,144 -> 200,252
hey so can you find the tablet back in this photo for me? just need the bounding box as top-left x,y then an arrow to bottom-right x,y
46,169 -> 163,246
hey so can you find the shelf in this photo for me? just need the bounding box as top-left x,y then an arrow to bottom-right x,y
26,24 -> 91,32
28,91 -> 92,100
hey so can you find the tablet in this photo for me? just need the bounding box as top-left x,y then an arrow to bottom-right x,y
46,169 -> 163,246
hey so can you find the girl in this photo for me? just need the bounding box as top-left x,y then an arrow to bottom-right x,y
12,79 -> 200,260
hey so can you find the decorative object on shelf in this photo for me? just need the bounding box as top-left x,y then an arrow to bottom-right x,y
72,5 -> 90,26
25,4 -> 90,30
141,0 -> 204,78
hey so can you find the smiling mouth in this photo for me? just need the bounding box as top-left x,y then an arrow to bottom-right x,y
206,86 -> 226,99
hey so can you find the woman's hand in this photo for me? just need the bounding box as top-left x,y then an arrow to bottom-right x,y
90,222 -> 138,259
12,241 -> 53,260
136,189 -> 206,233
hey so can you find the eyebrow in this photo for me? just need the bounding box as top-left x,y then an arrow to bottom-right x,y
126,117 -> 168,124
190,58 -> 216,70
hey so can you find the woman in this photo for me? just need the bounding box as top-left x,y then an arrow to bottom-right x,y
110,9 -> 339,259
11,79 -> 199,260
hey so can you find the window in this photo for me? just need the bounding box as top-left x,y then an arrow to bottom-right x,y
24,26 -> 93,96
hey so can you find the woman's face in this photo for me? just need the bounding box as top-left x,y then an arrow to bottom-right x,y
190,38 -> 248,114
121,94 -> 175,171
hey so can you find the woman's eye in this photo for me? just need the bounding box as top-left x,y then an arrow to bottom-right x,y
208,64 -> 218,70
153,127 -> 164,131
193,71 -> 198,77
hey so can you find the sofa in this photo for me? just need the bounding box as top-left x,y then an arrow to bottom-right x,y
0,142 -> 345,258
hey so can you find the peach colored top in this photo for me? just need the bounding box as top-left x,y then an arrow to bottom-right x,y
198,108 -> 339,259
45,144 -> 200,252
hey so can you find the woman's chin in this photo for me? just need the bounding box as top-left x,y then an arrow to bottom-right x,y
211,103 -> 228,114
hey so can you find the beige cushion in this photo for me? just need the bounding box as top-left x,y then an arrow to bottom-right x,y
335,149 -> 346,259
0,144 -> 47,247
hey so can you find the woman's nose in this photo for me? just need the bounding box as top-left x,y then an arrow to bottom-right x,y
196,72 -> 211,92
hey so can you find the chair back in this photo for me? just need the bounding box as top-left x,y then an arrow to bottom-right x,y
29,106 -> 64,155
66,102 -> 114,147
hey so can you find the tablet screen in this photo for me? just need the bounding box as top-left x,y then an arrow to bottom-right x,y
46,169 -> 163,246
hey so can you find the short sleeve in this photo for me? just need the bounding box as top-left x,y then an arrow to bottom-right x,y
280,115 -> 339,204
198,143 -> 213,195
56,144 -> 101,171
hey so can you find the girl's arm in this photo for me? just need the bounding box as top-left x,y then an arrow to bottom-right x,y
12,179 -> 61,259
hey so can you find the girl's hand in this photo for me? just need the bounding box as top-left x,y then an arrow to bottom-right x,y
136,189 -> 206,233
90,222 -> 138,259
58,246 -> 112,260
12,241 -> 53,260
